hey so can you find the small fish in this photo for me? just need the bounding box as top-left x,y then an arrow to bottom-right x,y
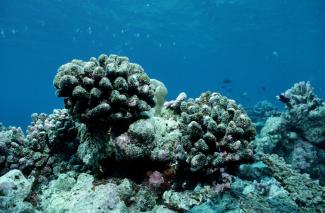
261,86 -> 267,91
0,28 -> 5,38
272,51 -> 279,57
226,88 -> 233,93
223,79 -> 232,84
87,26 -> 92,35
277,94 -> 290,104
240,92 -> 248,98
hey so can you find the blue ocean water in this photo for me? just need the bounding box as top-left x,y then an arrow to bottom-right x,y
1,0 -> 325,129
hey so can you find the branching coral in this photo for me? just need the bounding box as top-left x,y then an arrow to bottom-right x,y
0,126 -> 29,176
27,109 -> 79,155
0,109 -> 82,187
25,109 -> 82,184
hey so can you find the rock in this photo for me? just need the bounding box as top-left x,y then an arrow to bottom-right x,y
0,170 -> 35,212
189,193 -> 240,213
77,125 -> 114,168
153,205 -> 177,213
163,190 -> 203,211
262,154 -> 325,212
134,186 -> 157,212
238,161 -> 270,180
117,179 -> 134,201
40,173 -> 129,213
128,119 -> 155,144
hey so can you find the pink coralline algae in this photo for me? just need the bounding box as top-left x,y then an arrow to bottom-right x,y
149,171 -> 164,188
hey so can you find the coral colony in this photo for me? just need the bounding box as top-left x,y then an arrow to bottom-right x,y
0,54 -> 324,212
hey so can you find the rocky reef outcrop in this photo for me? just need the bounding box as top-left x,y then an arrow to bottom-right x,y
0,170 -> 36,212
254,81 -> 325,185
262,154 -> 325,212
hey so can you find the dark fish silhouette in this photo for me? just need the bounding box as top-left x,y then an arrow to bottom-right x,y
261,86 -> 267,91
277,94 -> 290,104
223,79 -> 232,84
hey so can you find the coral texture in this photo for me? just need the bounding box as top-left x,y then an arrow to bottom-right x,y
278,81 -> 325,145
0,126 -> 28,175
167,92 -> 256,183
0,170 -> 35,212
262,154 -> 325,212
5,54 -> 324,213
54,54 -> 155,133
40,172 -> 129,213
255,82 -> 325,184
0,110 -> 82,188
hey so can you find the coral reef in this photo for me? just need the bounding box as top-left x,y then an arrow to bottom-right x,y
278,81 -> 325,146
254,82 -> 325,184
166,91 -> 256,187
53,54 -> 162,169
25,110 -> 83,184
245,100 -> 280,133
27,109 -> 79,156
0,126 -> 28,175
262,154 -> 325,212
2,54 -> 325,213
77,123 -> 114,168
186,167 -> 299,213
0,110 -> 83,190
54,54 -> 155,133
